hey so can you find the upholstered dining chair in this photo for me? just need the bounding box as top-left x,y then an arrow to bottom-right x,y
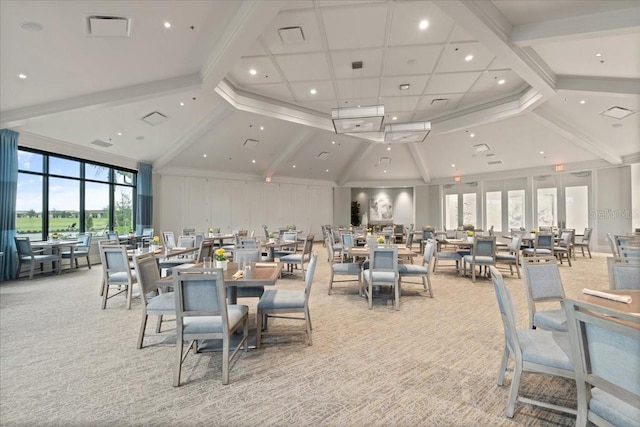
132,252 -> 175,348
232,248 -> 264,298
15,236 -> 62,279
340,232 -> 355,262
398,239 -> 435,297
606,233 -> 619,257
432,240 -> 463,275
363,246 -> 400,310
141,228 -> 154,246
495,233 -> 523,278
173,268 -> 248,386
99,244 -> 137,309
574,228 -> 592,258
256,253 -> 318,347
462,235 -> 496,282
554,229 -> 574,266
279,234 -> 314,277
325,237 -> 362,296
521,257 -> 568,332
490,267 -> 576,419
61,233 -> 92,269
607,257 -> 640,290
522,233 -> 554,258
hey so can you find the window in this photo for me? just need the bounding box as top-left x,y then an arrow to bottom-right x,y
445,194 -> 458,229
566,185 -> 588,231
462,193 -> 476,228
15,148 -> 137,240
486,191 -> 502,232
508,190 -> 525,229
537,187 -> 557,227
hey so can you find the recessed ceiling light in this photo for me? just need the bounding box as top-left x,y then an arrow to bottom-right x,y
465,54 -> 474,62
163,21 -> 171,29
384,170 -> 388,173
580,100 -> 586,105
325,169 -> 329,172
331,141 -> 335,144
392,116 -> 397,121
117,132 -> 122,136
249,69 -> 257,75
595,53 -> 602,57
293,165 -> 296,168
451,164 -> 455,168
17,73 -> 27,79
497,79 -> 506,85
203,154 -> 207,158
419,19 -> 429,30
399,83 -> 410,90
260,126 -> 264,130
469,133 -> 475,138
387,147 -> 391,151
310,88 -> 317,95
179,102 -> 184,106
251,160 -> 256,164
539,151 -> 544,154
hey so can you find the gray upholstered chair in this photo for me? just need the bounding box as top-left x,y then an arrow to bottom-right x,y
462,235 -> 496,282
232,248 -> 264,298
398,238 -> 435,297
495,233 -> 522,278
256,253 -> 318,347
173,269 -> 248,386
606,233 -> 619,257
554,229 -> 574,266
363,246 -> 399,310
490,267 -> 576,419
273,231 -> 298,260
133,252 -> 175,348
61,233 -> 92,269
521,257 -> 568,332
325,229 -> 342,261
564,298 -> 639,427
141,228 -> 154,246
279,234 -> 314,277
522,233 -> 554,258
325,237 -> 361,296
99,244 -> 137,309
574,228 -> 592,258
615,234 -> 640,261
340,232 -> 355,262
15,236 -> 62,279
162,231 -> 176,249
607,257 -> 640,290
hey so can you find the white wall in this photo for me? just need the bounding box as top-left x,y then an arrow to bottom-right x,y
351,187 -> 413,226
593,166 -> 633,251
155,174 -> 333,239
333,187 -> 351,226
632,163 -> 640,232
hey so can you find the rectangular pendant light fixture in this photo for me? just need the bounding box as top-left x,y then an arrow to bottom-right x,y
383,121 -> 431,143
332,105 -> 384,134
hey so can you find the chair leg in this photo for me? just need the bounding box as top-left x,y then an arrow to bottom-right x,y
497,346 -> 509,386
506,362 -> 523,418
173,337 -> 184,387
155,315 -> 163,333
222,336 -> 230,385
256,310 -> 263,348
86,255 -> 91,269
515,262 -> 521,279
126,282 -> 133,309
426,275 -> 433,298
394,281 -> 400,311
29,262 -> 35,280
137,312 -> 148,349
305,306 -> 312,345
587,246 -> 591,258
101,282 -> 109,309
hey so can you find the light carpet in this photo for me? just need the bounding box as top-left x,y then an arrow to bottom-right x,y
0,250 -> 611,426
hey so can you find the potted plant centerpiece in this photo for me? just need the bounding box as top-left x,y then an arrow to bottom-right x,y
377,235 -> 385,246
151,236 -> 160,251
215,248 -> 227,270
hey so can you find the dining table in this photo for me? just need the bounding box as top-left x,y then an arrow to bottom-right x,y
31,239 -> 80,271
261,239 -> 297,261
204,233 -> 235,247
568,289 -> 640,325
347,245 -> 418,262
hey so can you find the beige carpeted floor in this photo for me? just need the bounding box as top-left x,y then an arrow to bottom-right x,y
0,248 -> 611,426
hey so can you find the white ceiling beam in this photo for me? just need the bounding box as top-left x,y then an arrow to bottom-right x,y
434,0 -> 556,99
407,143 -> 431,184
263,128 -> 316,180
512,7 -> 640,46
336,141 -> 377,187
557,76 -> 640,95
200,1 -> 285,89
529,108 -> 622,165
0,74 -> 202,128
154,103 -> 232,170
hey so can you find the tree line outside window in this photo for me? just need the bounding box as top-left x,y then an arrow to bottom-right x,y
16,148 -> 137,240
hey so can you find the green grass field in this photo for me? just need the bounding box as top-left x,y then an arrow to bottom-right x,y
16,217 -> 110,234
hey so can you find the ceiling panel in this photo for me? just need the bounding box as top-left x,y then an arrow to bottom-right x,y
321,4 -> 388,50
259,9 -> 324,55
228,56 -> 283,85
336,77 -> 381,101
289,80 -> 336,101
435,42 -> 495,73
384,45 -> 443,76
381,75 -> 429,97
381,96 -> 420,113
468,69 -> 526,93
424,72 -> 481,94
331,49 -> 384,79
387,1 -> 455,46
274,53 -> 332,82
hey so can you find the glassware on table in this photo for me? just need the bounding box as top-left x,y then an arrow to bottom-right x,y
203,257 -> 213,269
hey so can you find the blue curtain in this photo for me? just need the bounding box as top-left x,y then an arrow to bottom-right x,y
135,162 -> 152,234
0,129 -> 19,281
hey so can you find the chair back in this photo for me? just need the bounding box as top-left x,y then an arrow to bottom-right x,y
365,235 -> 378,247
142,228 -> 153,238
195,239 -> 215,263
423,239 -> 435,267
14,236 -> 34,257
522,257 -> 564,301
282,231 -> 297,243
177,235 -> 196,248
405,229 -> 413,249
509,233 -> 523,253
564,299 -> 640,424
106,231 -> 118,242
324,237 -> 335,265
263,225 -> 269,239
473,235 -> 496,258
489,267 -> 520,356
133,252 -> 161,305
422,229 -> 434,240
580,228 -> 592,243
233,248 -> 260,264
303,253 -> 319,306
558,229 -> 575,248
301,234 -> 314,256
616,235 -> 640,260
182,228 -> 195,236
607,257 -> 640,290
238,237 -> 257,248
369,246 -> 398,273
163,231 -> 176,249
173,269 -> 228,329
78,233 -> 92,247
101,245 -> 132,278
606,233 -> 619,257
534,233 -> 554,256
341,232 -> 354,249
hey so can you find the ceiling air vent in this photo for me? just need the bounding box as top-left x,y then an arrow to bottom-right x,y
278,26 -> 305,44
431,98 -> 449,107
243,139 -> 259,148
487,160 -> 503,165
317,152 -> 331,160
379,157 -> 392,164
85,15 -> 131,38
90,139 -> 112,148
600,106 -> 635,120
473,143 -> 490,153
533,175 -> 549,181
571,171 -> 591,178
141,111 -> 168,126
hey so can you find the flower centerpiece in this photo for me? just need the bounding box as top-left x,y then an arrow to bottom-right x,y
376,236 -> 385,245
268,232 -> 275,243
51,232 -> 60,241
465,230 -> 474,237
208,227 -> 215,237
215,248 -> 228,270
530,228 -> 538,234
151,236 -> 160,251
423,224 -> 433,230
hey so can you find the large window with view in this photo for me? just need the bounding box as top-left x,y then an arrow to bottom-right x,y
462,193 -> 477,229
444,194 -> 458,230
537,187 -> 558,228
485,191 -> 502,232
15,148 -> 137,241
507,190 -> 525,230
565,185 -> 589,231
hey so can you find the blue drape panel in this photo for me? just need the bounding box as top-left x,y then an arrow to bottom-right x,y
0,129 -> 19,280
135,162 -> 152,234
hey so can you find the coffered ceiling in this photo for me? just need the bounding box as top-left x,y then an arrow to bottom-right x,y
1,0 -> 638,186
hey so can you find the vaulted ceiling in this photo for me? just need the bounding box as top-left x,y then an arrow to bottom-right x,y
1,0 -> 639,186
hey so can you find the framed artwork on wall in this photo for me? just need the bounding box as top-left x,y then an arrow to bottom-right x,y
370,195 -> 393,221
